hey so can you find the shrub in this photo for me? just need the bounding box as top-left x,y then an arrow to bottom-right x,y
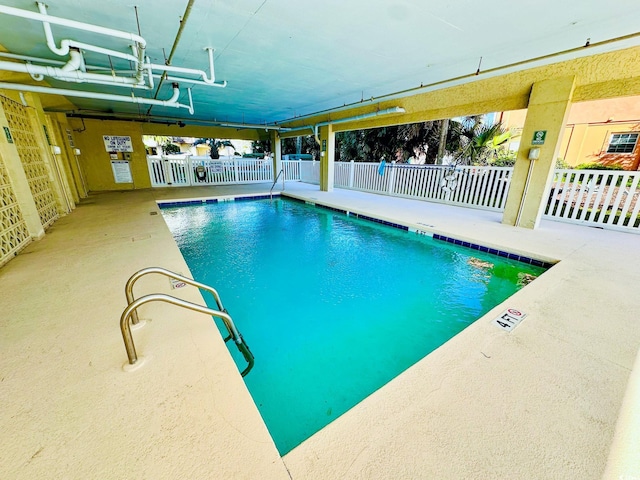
576,162 -> 624,171
163,142 -> 181,155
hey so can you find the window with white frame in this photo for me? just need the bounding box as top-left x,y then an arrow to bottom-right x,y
606,133 -> 639,154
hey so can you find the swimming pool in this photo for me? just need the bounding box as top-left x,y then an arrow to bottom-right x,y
160,196 -> 547,455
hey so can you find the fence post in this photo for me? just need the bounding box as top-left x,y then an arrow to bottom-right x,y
348,160 -> 355,188
387,161 -> 396,194
187,156 -> 194,186
233,158 -> 239,183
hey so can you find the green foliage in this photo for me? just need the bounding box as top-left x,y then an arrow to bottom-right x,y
450,117 -> 511,166
282,135 -> 319,160
488,150 -> 517,167
335,121 -> 448,163
162,142 -> 180,154
195,138 -> 236,159
576,162 -> 625,171
555,157 -> 570,169
251,140 -> 271,154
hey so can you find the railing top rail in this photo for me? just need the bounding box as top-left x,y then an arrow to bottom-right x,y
125,267 -> 226,324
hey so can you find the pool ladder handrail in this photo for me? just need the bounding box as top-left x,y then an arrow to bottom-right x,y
122,267 -> 254,376
270,168 -> 285,200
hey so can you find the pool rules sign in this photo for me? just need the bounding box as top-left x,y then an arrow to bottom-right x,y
493,308 -> 527,332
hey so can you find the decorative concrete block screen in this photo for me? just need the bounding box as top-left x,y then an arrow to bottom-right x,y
0,96 -> 57,228
0,152 -> 30,266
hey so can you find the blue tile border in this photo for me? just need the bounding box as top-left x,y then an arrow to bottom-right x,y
351,213 -> 409,231
235,194 -> 273,201
158,195 -> 553,269
158,193 -> 280,208
158,199 -> 211,208
432,233 -> 554,269
315,204 -> 348,215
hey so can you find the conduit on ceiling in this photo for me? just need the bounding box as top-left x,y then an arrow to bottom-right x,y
0,2 -> 227,115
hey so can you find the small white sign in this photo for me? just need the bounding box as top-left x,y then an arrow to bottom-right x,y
111,160 -> 132,183
211,162 -> 223,173
493,308 -> 527,332
170,278 -> 186,289
103,135 -> 133,152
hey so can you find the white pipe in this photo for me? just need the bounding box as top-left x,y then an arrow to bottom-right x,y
515,159 -> 535,227
67,40 -> 139,65
0,52 -> 114,73
152,74 -> 227,88
0,82 -> 193,113
287,106 -> 406,134
61,49 -> 83,72
148,47 -> 225,87
2,3 -> 148,49
0,60 -> 145,88
0,52 -> 66,66
318,107 -> 406,127
29,2 -> 147,83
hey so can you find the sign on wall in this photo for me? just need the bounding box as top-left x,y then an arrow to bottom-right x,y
103,135 -> 133,152
3,126 -> 13,143
531,130 -> 547,145
111,160 -> 133,183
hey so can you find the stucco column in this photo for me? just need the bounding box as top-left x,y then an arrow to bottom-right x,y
0,93 -> 45,239
270,130 -> 282,175
502,76 -> 575,228
319,124 -> 335,192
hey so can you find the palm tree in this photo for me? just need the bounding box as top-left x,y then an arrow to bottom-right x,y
451,117 -> 511,166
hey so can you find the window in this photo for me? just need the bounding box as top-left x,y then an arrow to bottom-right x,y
606,133 -> 639,154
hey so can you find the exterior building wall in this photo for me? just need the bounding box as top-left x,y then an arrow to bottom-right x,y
500,96 -> 640,170
68,118 -> 151,192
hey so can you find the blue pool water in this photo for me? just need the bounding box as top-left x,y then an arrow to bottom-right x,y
161,197 -> 546,455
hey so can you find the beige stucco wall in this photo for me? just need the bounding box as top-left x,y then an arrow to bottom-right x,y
68,118 -> 151,192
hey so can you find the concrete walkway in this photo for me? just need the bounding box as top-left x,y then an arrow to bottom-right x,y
1,182 -> 638,479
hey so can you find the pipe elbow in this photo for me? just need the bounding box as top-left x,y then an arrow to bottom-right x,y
61,48 -> 83,72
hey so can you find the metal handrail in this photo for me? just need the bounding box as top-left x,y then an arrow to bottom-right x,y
120,293 -> 254,376
123,267 -> 253,376
270,168 -> 285,200
125,266 -> 226,325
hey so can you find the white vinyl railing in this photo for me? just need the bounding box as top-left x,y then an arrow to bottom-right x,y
544,169 -> 640,232
147,156 -> 639,233
300,160 -> 320,185
335,161 -> 513,211
147,155 -> 303,187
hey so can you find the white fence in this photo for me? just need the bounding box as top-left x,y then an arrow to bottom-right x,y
543,169 -> 640,232
335,161 -> 513,211
147,156 -> 639,233
300,160 -> 320,185
147,155 -> 302,187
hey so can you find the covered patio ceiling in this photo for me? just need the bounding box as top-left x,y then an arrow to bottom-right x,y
0,0 -> 639,127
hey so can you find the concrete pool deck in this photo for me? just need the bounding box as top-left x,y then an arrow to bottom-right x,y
1,181 -> 638,479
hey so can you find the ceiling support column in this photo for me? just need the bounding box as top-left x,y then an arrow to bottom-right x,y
319,124 -> 334,192
270,130 -> 281,176
502,76 -> 575,229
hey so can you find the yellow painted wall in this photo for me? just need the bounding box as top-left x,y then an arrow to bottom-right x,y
68,118 -> 150,192
501,97 -> 640,170
559,122 -> 640,170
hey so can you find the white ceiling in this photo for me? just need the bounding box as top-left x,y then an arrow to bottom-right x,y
1,0 -> 640,126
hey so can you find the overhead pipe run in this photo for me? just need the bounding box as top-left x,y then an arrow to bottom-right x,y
282,106 -> 406,143
0,59 -> 145,88
34,1 -> 146,83
147,47 -> 226,87
0,82 -> 194,114
0,2 -> 227,115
